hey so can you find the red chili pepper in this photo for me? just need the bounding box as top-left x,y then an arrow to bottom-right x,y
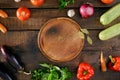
77,62 -> 94,80
109,55 -> 120,72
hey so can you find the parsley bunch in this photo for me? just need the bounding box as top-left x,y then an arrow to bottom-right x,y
31,63 -> 72,80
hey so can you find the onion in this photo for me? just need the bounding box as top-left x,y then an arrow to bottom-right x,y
79,3 -> 94,18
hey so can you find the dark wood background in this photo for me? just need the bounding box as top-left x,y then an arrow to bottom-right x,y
0,0 -> 120,80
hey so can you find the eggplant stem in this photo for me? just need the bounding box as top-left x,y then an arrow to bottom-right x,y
23,71 -> 31,75
18,70 -> 31,75
109,55 -> 115,64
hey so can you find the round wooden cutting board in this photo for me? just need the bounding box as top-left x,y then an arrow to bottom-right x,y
38,17 -> 84,62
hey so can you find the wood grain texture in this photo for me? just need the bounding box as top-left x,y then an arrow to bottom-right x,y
0,31 -> 120,80
0,0 -> 120,8
0,0 -> 120,80
1,8 -> 120,30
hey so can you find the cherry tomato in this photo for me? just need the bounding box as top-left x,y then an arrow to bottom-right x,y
101,0 -> 114,4
16,7 -> 30,21
30,0 -> 44,7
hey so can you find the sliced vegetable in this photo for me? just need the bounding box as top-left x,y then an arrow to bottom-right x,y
0,9 -> 8,18
99,22 -> 120,40
100,52 -> 107,72
101,0 -> 114,4
31,63 -> 72,80
30,0 -> 44,7
79,3 -> 94,18
0,23 -> 7,33
16,7 -> 31,21
100,3 -> 120,25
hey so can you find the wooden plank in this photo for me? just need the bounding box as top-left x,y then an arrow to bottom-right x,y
17,50 -> 120,80
1,8 -> 120,30
6,46 -> 120,80
0,0 -> 120,8
0,30 -> 120,51
0,31 -> 120,80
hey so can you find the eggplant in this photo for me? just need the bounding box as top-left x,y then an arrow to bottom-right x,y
0,45 -> 24,72
0,63 -> 17,80
0,70 -> 12,80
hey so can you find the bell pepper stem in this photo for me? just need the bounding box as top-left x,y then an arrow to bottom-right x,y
109,55 -> 115,64
83,70 -> 87,75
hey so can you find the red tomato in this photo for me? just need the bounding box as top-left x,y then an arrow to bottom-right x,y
16,7 -> 30,21
101,0 -> 114,4
30,0 -> 44,7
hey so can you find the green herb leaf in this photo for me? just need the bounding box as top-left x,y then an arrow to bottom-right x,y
81,28 -> 89,35
31,63 -> 72,80
58,0 -> 75,9
87,36 -> 93,45
78,31 -> 85,39
60,67 -> 72,80
39,63 -> 51,69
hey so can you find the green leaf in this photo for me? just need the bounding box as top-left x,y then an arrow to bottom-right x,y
53,66 -> 61,71
41,73 -> 49,80
48,70 -> 59,80
39,63 -> 52,69
87,36 -> 93,45
58,0 -> 75,9
78,31 -> 85,39
59,67 -> 72,80
69,0 -> 74,4
81,28 -> 89,35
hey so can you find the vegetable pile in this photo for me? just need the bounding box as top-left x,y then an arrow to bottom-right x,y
31,63 -> 72,80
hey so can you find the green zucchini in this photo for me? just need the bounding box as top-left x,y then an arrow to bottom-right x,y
100,3 -> 120,25
99,22 -> 120,40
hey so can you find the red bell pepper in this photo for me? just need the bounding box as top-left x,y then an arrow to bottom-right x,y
109,55 -> 120,72
77,62 -> 94,80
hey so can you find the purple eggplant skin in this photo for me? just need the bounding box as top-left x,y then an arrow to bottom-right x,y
0,70 -> 13,80
0,45 -> 24,72
0,63 -> 17,80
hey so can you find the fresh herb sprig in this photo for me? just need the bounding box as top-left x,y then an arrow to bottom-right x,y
59,0 -> 75,9
31,63 -> 72,80
79,28 -> 93,45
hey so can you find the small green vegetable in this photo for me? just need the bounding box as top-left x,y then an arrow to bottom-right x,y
31,63 -> 72,80
100,3 -> 120,25
99,22 -> 120,40
58,0 -> 75,9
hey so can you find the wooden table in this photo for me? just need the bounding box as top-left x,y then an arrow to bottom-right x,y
0,0 -> 120,80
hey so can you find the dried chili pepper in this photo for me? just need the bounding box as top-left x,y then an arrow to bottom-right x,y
77,62 -> 94,80
108,55 -> 120,72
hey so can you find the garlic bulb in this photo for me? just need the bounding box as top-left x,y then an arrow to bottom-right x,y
14,0 -> 21,2
67,9 -> 75,17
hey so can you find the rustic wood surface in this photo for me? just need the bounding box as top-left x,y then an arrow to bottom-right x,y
0,0 -> 120,80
